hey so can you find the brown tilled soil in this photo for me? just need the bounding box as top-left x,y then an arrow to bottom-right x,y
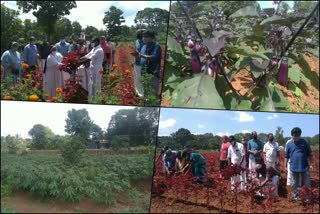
1,179 -> 152,213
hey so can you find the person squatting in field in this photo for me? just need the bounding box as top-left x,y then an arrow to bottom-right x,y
131,30 -> 162,101
227,136 -> 247,191
285,127 -> 314,201
162,149 -> 178,175
181,150 -> 207,184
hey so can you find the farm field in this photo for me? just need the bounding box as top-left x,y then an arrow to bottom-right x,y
1,151 -> 154,213
150,151 -> 319,213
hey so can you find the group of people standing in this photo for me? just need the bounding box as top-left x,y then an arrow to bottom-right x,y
159,127 -> 314,201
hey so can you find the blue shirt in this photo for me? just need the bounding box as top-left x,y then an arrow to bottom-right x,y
248,139 -> 263,160
23,44 -> 38,66
137,42 -> 162,77
285,139 -> 313,173
163,151 -> 177,170
134,39 -> 145,64
56,42 -> 71,56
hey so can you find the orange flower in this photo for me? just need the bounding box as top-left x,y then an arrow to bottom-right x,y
22,63 -> 29,69
26,74 -> 31,78
109,74 -> 115,79
99,69 -> 103,73
124,69 -> 130,74
46,100 -> 51,102
4,96 -> 11,100
112,64 -> 118,68
22,84 -> 27,88
56,88 -> 62,94
124,88 -> 129,92
45,93 -> 49,97
29,95 -> 38,101
52,97 -> 57,101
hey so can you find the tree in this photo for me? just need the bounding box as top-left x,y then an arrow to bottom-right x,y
65,108 -> 94,140
16,1 -> 77,39
171,128 -> 194,149
84,25 -> 99,38
23,19 -> 46,43
28,124 -> 55,149
293,1 -> 318,15
54,18 -> 73,41
59,135 -> 86,164
110,135 -> 130,151
134,8 -> 169,32
1,4 -> 24,54
275,126 -> 285,147
103,6 -> 125,37
72,21 -> 82,39
91,123 -> 104,140
279,2 -> 291,16
4,135 -> 25,154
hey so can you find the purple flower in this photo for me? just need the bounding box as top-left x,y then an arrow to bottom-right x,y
187,40 -> 194,48
194,44 -> 202,53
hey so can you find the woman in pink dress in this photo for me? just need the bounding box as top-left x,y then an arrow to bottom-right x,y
219,135 -> 231,178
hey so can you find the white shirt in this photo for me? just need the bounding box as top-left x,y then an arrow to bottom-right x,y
84,45 -> 104,70
227,142 -> 246,167
263,141 -> 280,163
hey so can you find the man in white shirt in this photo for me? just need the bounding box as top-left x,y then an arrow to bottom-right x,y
285,138 -> 293,186
263,133 -> 280,168
228,136 -> 247,191
81,38 -> 104,103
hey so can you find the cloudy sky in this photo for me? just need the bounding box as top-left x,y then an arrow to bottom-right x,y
158,108 -> 319,137
2,1 -> 170,30
258,1 -> 294,9
1,101 -> 136,138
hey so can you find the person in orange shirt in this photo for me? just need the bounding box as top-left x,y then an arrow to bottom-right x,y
100,36 -> 112,73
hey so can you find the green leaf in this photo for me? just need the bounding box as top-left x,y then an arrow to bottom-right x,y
235,57 -> 252,70
225,45 -> 269,60
260,96 -> 274,112
260,15 -> 304,26
268,82 -> 291,108
287,82 -> 303,98
288,65 -> 301,84
167,35 -> 184,55
224,93 -> 238,110
171,73 -> 225,109
307,48 -> 319,57
238,100 -> 252,110
230,6 -> 259,18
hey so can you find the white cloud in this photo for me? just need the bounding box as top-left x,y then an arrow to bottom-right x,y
216,132 -> 231,137
159,118 -> 176,130
231,112 -> 255,122
241,130 -> 251,134
198,124 -> 205,129
267,113 -> 279,120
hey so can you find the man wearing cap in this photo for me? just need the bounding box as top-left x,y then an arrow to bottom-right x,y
285,127 -> 314,201
1,42 -> 23,85
24,36 -> 38,71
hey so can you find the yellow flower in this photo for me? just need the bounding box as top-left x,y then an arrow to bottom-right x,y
26,74 -> 31,78
99,69 -> 103,73
112,64 -> 118,68
52,97 -> 57,101
124,69 -> 130,74
124,88 -> 129,92
109,74 -> 115,79
45,93 -> 49,97
56,88 -> 62,94
29,95 -> 39,101
46,100 -> 51,102
4,96 -> 11,100
22,63 -> 29,69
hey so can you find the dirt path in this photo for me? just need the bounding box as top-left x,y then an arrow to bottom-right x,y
1,179 -> 152,213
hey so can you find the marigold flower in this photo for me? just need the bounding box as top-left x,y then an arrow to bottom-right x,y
22,63 -> 29,69
112,64 -> 118,68
46,100 -> 51,102
99,69 -> 103,73
124,88 -> 129,92
52,97 -> 57,101
124,69 -> 130,74
45,93 -> 49,97
29,95 -> 39,101
109,74 -> 115,79
56,88 -> 62,94
22,84 -> 27,88
4,96 -> 11,100
26,74 -> 31,78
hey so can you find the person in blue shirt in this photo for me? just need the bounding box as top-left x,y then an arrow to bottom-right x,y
23,36 -> 38,71
162,149 -> 177,175
55,37 -> 71,56
285,127 -> 314,201
247,131 -> 264,178
131,30 -> 162,101
134,29 -> 145,61
1,42 -> 23,85
182,150 -> 206,184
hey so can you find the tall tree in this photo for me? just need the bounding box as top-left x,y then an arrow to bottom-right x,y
16,1 -> 77,39
72,21 -> 82,39
103,6 -> 125,37
293,1 -> 318,15
134,8 -> 169,32
84,25 -> 99,38
28,124 -> 55,149
1,4 -> 24,54
65,108 -> 94,140
274,126 -> 285,146
54,17 -> 73,41
171,128 -> 194,149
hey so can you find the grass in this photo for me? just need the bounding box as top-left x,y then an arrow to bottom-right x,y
1,205 -> 16,213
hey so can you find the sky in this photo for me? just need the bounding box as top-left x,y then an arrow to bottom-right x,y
2,1 -> 170,30
1,101 -> 135,139
257,1 -> 294,9
158,108 -> 319,137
